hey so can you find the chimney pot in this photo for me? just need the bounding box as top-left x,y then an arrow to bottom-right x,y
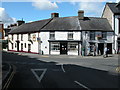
17,20 -> 25,26
51,13 -> 59,18
78,10 -> 84,20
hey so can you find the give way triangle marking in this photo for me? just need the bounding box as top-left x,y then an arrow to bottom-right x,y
31,69 -> 47,83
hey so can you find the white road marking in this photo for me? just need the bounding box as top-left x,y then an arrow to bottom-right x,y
74,81 -> 91,90
61,64 -> 65,73
31,69 -> 47,83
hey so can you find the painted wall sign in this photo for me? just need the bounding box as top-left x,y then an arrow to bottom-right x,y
32,34 -> 36,42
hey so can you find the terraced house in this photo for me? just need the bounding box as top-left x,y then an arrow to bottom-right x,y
8,9 -> 114,56
102,2 -> 120,54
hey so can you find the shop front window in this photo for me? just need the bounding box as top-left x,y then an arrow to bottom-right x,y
68,43 -> 78,51
51,42 -> 60,51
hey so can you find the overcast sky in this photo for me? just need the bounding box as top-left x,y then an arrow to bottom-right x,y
0,0 -> 119,27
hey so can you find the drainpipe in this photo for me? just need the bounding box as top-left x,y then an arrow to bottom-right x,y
113,14 -> 116,54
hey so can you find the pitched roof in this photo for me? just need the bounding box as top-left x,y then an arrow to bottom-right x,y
41,16 -> 80,31
107,3 -> 120,14
9,16 -> 113,34
79,17 -> 113,31
9,18 -> 52,34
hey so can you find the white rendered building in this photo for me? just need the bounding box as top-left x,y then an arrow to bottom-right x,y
8,11 -> 113,55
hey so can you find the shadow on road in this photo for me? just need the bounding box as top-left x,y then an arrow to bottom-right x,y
2,51 -> 119,89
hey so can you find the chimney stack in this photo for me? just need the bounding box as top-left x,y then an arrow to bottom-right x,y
51,13 -> 59,18
116,1 -> 120,9
78,10 -> 84,20
17,20 -> 25,26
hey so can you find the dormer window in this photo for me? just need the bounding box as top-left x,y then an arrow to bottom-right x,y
68,32 -> 73,40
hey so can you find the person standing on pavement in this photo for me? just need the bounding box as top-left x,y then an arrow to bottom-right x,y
81,46 -> 85,57
103,46 -> 107,58
93,45 -> 96,56
87,46 -> 90,56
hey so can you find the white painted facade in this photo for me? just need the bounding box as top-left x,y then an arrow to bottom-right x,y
39,32 -> 49,54
82,31 -> 114,55
8,33 -> 39,54
8,31 -> 82,55
8,30 -> 113,56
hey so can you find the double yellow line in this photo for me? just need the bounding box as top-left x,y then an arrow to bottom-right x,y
2,65 -> 16,90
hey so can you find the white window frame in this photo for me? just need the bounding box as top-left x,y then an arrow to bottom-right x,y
68,32 -> 73,40
51,42 -> 60,51
68,42 -> 78,51
50,32 -> 55,40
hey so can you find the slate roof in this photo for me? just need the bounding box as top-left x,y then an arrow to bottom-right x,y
9,18 -> 52,34
41,16 -> 80,31
107,2 -> 120,14
9,16 -> 113,34
79,17 -> 113,31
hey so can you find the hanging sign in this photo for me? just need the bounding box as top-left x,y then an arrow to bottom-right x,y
32,34 -> 36,42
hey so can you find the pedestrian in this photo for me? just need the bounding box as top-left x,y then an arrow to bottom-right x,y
81,46 -> 85,57
103,46 -> 107,58
93,45 -> 96,56
87,46 -> 90,56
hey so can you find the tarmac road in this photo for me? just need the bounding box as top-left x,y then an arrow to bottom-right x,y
2,51 -> 119,89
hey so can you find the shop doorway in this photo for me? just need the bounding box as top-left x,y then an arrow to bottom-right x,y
28,44 -> 31,52
98,43 -> 104,55
16,41 -> 19,51
21,43 -> 23,51
107,43 -> 112,54
60,42 -> 67,54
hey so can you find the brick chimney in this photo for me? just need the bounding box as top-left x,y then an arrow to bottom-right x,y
51,13 -> 59,18
78,10 -> 84,20
17,20 -> 25,26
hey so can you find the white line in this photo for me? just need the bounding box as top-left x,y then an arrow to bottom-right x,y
74,81 -> 91,90
61,64 -> 65,73
31,69 -> 47,83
